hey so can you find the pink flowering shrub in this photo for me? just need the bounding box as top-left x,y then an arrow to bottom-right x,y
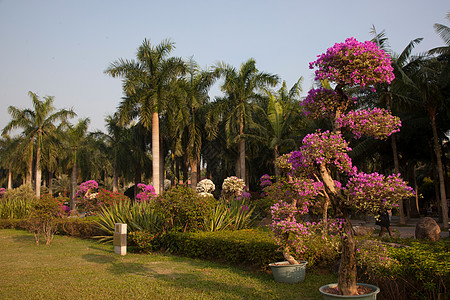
309,37 -> 395,87
336,108 -> 401,139
136,183 -> 156,202
270,38 -> 413,295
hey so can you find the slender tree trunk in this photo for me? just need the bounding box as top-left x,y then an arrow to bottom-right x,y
190,157 -> 198,189
35,145 -> 42,197
391,133 -> 406,224
112,166 -> 118,192
274,146 -> 280,178
152,112 -> 160,195
430,114 -> 448,229
48,171 -> 53,195
7,168 -> 12,189
70,164 -> 77,210
27,146 -> 33,186
239,113 -> 246,185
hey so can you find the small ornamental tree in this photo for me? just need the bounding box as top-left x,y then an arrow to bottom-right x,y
272,38 -> 414,296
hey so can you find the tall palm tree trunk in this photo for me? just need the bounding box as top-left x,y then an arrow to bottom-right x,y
70,164 -> 77,210
152,112 -> 160,194
274,146 -> 280,177
239,113 -> 246,185
391,133 -> 406,224
27,147 -> 33,185
430,114 -> 449,229
35,145 -> 42,197
112,158 -> 118,192
7,168 -> 12,189
48,171 -> 53,195
190,157 -> 199,189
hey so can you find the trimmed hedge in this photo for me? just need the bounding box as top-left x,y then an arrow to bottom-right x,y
160,229 -> 283,270
0,218 -> 102,238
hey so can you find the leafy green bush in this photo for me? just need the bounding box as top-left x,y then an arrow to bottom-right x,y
55,217 -> 103,238
358,240 -> 450,300
0,185 -> 36,219
160,229 -> 283,269
128,231 -> 162,253
155,185 -> 216,232
28,194 -> 65,245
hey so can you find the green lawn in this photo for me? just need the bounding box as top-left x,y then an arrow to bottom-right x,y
0,229 -> 336,299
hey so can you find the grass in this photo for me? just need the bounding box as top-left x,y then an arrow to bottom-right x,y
0,229 -> 336,299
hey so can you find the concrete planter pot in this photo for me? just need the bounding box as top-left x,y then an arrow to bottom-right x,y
319,283 -> 380,300
269,261 -> 307,283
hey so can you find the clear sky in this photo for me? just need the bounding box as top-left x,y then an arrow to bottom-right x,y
0,0 -> 448,133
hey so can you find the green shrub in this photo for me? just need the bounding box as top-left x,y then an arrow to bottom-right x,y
28,194 -> 65,245
160,229 -> 283,269
359,240 -> 450,300
0,218 -> 29,230
128,231 -> 162,253
0,185 -> 36,219
55,217 -> 103,238
155,185 -> 216,232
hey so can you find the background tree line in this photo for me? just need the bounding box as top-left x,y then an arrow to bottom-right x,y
1,18 -> 449,224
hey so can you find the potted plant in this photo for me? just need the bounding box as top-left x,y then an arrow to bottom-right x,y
269,38 -> 414,297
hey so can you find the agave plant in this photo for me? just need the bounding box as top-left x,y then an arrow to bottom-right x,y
94,200 -> 162,243
203,198 -> 256,231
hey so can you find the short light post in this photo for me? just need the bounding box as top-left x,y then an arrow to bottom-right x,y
113,223 -> 127,256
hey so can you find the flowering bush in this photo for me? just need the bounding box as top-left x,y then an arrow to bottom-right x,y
76,180 -> 98,198
336,108 -> 401,140
28,194 -> 65,245
221,176 -> 246,200
135,183 -> 156,202
271,38 -> 413,295
0,188 -> 6,199
309,37 -> 395,87
76,180 -> 128,214
196,179 -> 215,197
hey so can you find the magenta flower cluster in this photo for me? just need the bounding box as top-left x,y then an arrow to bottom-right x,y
136,183 -> 156,202
260,174 -> 272,187
336,108 -> 401,139
301,88 -> 340,118
293,130 -> 354,174
309,37 -> 395,87
76,180 -> 98,197
345,172 -> 414,213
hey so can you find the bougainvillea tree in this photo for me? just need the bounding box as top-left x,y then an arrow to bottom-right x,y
271,38 -> 413,296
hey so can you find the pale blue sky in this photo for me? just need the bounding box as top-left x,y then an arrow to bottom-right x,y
0,0 -> 448,132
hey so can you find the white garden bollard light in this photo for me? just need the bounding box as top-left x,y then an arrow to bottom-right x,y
113,223 -> 127,256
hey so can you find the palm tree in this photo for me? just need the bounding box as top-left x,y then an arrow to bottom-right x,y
370,26 -> 424,224
0,135 -> 26,189
2,91 -> 75,197
254,79 -> 303,176
214,59 -> 279,185
168,58 -> 218,188
105,39 -> 185,194
63,118 -> 90,209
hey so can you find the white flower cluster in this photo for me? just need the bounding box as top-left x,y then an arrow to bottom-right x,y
221,176 -> 245,195
196,179 -> 215,197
